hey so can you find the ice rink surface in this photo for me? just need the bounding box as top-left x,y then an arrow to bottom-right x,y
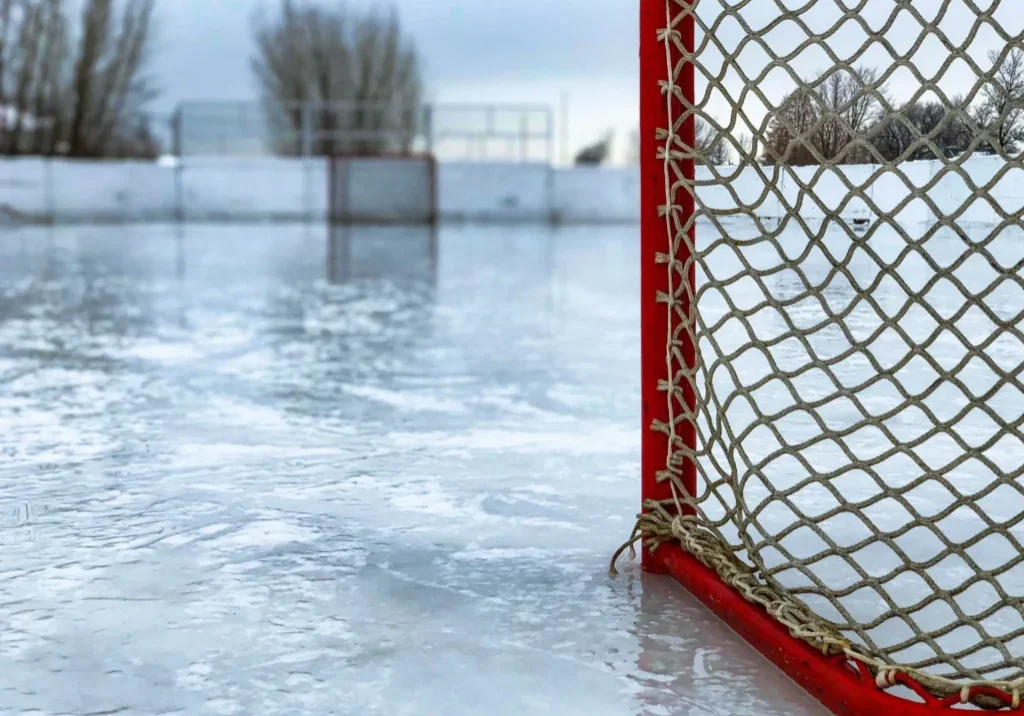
0,223 -> 823,715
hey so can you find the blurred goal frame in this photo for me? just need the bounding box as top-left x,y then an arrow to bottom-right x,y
637,2 -> 1017,714
326,152 -> 439,226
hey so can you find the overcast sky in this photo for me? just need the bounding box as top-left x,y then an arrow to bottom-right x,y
154,1 -> 1017,163
156,0 -> 639,162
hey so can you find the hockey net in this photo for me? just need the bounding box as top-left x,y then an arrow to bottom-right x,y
623,0 -> 1024,710
328,154 -> 438,225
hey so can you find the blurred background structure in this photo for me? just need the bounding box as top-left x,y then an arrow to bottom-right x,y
0,0 -> 629,166
171,101 -> 555,163
0,0 -> 639,224
0,0 -> 1022,226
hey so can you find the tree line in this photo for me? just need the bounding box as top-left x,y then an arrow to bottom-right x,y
719,49 -> 1024,167
618,48 -> 1024,168
0,0 -> 422,159
0,0 -> 158,158
2,0 -> 1021,164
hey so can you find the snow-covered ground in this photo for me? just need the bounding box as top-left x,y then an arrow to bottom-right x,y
0,224 -> 822,716
694,215 -> 1024,685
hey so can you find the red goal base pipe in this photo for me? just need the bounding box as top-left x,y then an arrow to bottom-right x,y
649,544 -> 975,715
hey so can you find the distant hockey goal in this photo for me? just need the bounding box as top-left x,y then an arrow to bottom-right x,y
328,154 -> 438,225
626,1 -> 1024,714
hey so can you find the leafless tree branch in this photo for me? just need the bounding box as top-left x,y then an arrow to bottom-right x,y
251,0 -> 423,156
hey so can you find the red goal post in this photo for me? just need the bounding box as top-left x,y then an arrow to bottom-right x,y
636,1 -> 1024,713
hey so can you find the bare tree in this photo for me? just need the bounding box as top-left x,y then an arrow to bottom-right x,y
763,87 -> 819,165
0,0 -> 157,157
252,0 -> 423,156
0,0 -> 43,153
0,0 -> 17,134
871,98 -> 971,162
709,141 -> 732,165
974,47 -> 1024,155
28,0 -> 70,155
812,66 -> 883,163
763,66 -> 883,165
904,101 -> 966,159
680,116 -> 732,165
66,0 -> 158,157
0,0 -> 51,152
870,107 -> 915,162
737,131 -> 754,162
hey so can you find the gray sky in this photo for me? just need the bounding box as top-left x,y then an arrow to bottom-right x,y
153,1 -> 1024,163
156,0 -> 639,162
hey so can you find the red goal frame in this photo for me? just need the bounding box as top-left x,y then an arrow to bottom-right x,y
637,2 -> 1020,713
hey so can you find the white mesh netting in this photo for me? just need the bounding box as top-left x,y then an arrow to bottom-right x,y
633,0 -> 1024,708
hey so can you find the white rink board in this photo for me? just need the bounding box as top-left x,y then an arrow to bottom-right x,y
1,154 -> 1021,226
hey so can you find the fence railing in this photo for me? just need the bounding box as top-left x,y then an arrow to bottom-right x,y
168,101 -> 555,164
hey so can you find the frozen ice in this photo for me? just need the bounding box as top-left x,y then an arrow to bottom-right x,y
0,223 -> 822,715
